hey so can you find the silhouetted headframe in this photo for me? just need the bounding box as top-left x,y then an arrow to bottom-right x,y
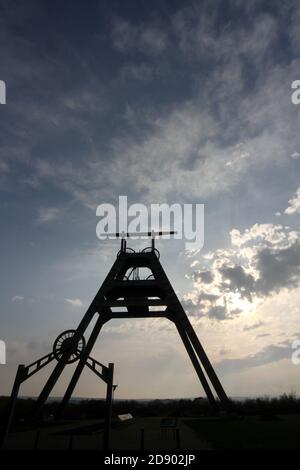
1,231 -> 232,449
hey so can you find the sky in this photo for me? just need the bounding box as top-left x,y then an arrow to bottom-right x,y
0,0 -> 300,400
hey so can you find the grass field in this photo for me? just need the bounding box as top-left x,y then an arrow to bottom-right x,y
184,415 -> 300,449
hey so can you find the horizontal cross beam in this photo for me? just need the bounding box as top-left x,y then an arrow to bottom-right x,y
105,231 -> 176,239
104,299 -> 167,307
106,310 -> 169,319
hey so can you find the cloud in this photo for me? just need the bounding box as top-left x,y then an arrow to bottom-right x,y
6,338 -> 50,362
230,224 -> 289,247
255,242 -> 300,294
0,161 -> 9,173
243,321 -> 264,331
219,265 -> 255,302
11,295 -> 25,302
1,1 -> 296,211
173,3 -> 278,67
216,340 -> 293,375
64,298 -> 83,308
33,101 -> 249,205
284,187 -> 300,215
207,305 -> 227,320
183,221 -> 300,321
1,1 -> 300,398
111,17 -> 169,55
291,152 -> 300,160
36,206 -> 64,224
192,270 -> 214,284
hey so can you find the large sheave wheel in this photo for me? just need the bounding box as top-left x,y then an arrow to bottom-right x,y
53,330 -> 85,364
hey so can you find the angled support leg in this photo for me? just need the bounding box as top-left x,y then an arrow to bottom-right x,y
174,320 -> 218,413
180,314 -> 232,411
56,313 -> 107,417
149,252 -> 232,412
32,310 -> 96,418
32,254 -> 125,418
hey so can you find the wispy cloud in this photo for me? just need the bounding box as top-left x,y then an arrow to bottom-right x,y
36,206 -> 65,224
11,295 -> 25,302
291,152 -> 300,160
216,340 -> 294,375
243,321 -> 264,331
64,298 -> 83,307
111,17 -> 169,55
1,1 -> 297,210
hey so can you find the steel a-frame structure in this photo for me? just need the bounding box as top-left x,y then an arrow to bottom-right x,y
30,236 -> 231,417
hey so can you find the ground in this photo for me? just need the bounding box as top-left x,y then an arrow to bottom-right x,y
2,415 -> 300,450
184,415 -> 300,450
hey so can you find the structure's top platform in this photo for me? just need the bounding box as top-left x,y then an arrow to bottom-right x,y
106,231 -> 177,257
